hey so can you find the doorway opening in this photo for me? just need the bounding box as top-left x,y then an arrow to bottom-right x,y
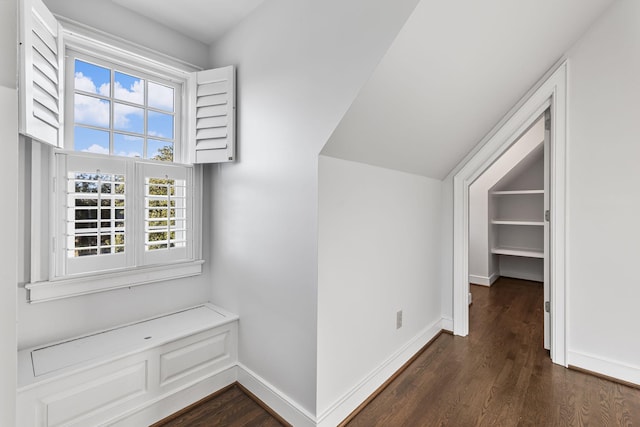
468,111 -> 550,350
452,61 -> 567,366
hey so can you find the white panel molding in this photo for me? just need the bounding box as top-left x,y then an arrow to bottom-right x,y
568,351 -> 640,387
107,366 -> 237,427
159,333 -> 231,386
236,364 -> 317,427
452,59 -> 568,366
316,319 -> 443,427
43,361 -> 147,426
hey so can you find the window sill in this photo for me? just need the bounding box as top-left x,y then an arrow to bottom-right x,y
25,260 -> 205,303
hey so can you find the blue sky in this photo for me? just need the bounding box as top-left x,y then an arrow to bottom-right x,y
74,59 -> 175,159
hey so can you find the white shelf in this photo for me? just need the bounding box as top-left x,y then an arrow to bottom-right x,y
491,190 -> 543,195
491,247 -> 544,258
491,220 -> 544,226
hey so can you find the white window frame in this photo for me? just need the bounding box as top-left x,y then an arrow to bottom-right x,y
64,48 -> 183,162
25,21 -> 205,303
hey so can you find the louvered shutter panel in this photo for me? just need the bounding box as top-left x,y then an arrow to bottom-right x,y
190,66 -> 235,163
19,0 -> 63,147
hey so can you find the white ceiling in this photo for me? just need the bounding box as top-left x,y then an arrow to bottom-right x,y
321,0 -> 616,179
110,0 -> 264,44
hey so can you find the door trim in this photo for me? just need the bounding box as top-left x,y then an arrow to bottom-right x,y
453,60 -> 567,366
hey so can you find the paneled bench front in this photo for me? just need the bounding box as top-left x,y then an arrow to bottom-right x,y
17,304 -> 238,427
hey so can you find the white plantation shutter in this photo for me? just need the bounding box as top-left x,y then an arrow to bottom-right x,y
56,154 -> 133,276
190,66 -> 235,163
19,0 -> 63,147
138,162 -> 193,266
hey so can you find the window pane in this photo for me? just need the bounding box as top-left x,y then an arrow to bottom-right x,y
74,60 -> 110,96
75,235 -> 97,249
148,81 -> 174,112
114,102 -> 144,134
148,111 -> 173,139
114,71 -> 144,105
74,127 -> 110,155
76,198 -> 97,206
75,209 -> 97,220
75,94 -> 110,128
75,221 -> 97,229
113,133 -> 143,158
147,140 -> 174,161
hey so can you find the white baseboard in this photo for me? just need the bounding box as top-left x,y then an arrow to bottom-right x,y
237,364 -> 316,427
315,319 -> 443,427
499,270 -> 543,283
110,365 -> 237,426
568,350 -> 640,387
441,316 -> 453,332
469,272 -> 499,286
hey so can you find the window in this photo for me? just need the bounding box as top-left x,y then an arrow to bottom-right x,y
20,0 -> 235,302
68,53 -> 180,162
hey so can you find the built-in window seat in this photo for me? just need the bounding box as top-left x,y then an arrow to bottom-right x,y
17,304 -> 238,427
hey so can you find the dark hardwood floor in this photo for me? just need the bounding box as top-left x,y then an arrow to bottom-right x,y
345,278 -> 640,426
155,277 -> 640,426
152,383 -> 287,427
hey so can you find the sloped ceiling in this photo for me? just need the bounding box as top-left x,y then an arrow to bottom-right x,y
321,0 -> 616,179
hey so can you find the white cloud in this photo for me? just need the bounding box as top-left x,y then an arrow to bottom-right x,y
148,130 -> 165,138
75,72 -> 111,96
148,82 -> 174,111
99,83 -> 110,97
75,94 -> 110,127
122,134 -> 142,141
75,72 -> 97,93
114,103 -> 143,130
115,150 -> 142,158
82,144 -> 110,155
114,80 -> 144,104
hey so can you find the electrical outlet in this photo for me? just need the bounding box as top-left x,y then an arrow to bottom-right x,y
396,310 -> 403,329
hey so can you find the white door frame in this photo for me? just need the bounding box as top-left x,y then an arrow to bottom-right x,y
453,60 -> 567,366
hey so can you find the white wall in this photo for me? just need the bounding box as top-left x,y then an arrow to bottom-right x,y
443,0 -> 640,385
565,0 -> 640,381
0,0 -> 18,424
207,0 -> 420,414
317,156 -> 442,416
16,3 -> 214,349
43,0 -> 210,69
468,118 -> 544,285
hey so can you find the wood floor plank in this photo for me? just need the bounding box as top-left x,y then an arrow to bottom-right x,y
345,278 -> 640,426
153,384 -> 286,427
